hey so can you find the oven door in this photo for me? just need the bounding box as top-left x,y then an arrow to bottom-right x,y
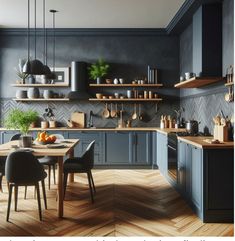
167,144 -> 178,181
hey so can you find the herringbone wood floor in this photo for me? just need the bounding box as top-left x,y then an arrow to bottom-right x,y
0,170 -> 233,236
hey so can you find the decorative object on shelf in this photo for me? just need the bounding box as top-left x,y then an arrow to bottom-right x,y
113,78 -> 119,84
4,109 -> 38,147
49,67 -> 69,85
127,90 -> 132,98
185,72 -> 196,80
96,93 -> 103,99
16,90 -> 27,99
119,78 -> 124,84
147,65 -> 158,84
40,75 -> 47,84
41,120 -> 49,129
27,87 -> 40,99
180,76 -> 184,82
224,86 -> 234,102
43,89 -> 53,99
23,0 -> 51,76
114,93 -> 119,99
15,59 -> 29,84
213,114 -> 230,142
105,79 -> 112,84
28,74 -> 36,84
88,59 -> 110,84
226,65 -> 233,84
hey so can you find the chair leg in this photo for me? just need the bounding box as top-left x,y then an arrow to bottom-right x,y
0,175 -> 3,192
14,185 -> 18,211
53,164 -> 56,185
89,170 -> 96,194
63,172 -> 68,199
41,179 -> 47,210
87,172 -> 94,203
48,165 -> 51,190
6,184 -> 13,222
24,186 -> 27,199
35,183 -> 42,221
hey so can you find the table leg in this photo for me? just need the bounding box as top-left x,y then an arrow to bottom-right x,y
68,149 -> 74,183
57,156 -> 64,218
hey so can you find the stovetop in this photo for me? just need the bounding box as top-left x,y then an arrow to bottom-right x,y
170,131 -> 212,137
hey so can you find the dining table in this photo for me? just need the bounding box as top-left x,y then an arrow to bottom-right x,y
0,138 -> 80,218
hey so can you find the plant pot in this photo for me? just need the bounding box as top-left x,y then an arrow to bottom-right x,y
96,77 -> 101,84
28,75 -> 36,84
19,135 -> 32,148
16,90 -> 27,99
43,90 -> 53,99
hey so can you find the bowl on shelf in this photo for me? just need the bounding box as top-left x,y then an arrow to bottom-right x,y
109,96 -> 114,99
105,79 -> 112,84
96,93 -> 103,99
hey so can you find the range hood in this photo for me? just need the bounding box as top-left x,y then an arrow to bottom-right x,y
68,61 -> 90,100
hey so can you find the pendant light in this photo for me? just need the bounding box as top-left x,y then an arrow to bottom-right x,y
23,0 -> 50,75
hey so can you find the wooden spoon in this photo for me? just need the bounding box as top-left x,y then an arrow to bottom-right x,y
110,103 -> 116,118
102,103 -> 110,118
132,104 -> 137,120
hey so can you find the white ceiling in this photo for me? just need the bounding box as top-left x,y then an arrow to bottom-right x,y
0,0 -> 185,28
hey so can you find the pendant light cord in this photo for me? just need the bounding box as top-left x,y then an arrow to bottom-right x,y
34,0 -> 37,59
53,11 -> 55,72
27,0 -> 30,61
43,0 -> 46,64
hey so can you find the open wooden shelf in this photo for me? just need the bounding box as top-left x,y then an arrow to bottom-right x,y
13,98 -> 70,102
89,98 -> 162,102
89,84 -> 163,87
11,84 -> 69,87
225,82 -> 234,87
174,77 -> 223,88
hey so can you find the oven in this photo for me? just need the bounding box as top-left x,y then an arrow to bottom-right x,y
167,133 -> 178,182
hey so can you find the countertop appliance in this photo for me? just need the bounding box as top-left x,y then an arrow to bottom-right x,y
186,120 -> 200,135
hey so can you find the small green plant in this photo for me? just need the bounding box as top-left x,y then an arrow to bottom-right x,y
4,109 -> 38,135
88,59 -> 109,80
15,59 -> 29,83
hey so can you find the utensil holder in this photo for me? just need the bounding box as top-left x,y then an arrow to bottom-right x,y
213,125 -> 228,142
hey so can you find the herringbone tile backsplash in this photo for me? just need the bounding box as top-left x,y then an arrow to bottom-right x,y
0,92 -> 233,134
0,99 -> 179,128
180,92 -> 234,134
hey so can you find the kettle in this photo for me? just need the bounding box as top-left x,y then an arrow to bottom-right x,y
186,120 -> 200,135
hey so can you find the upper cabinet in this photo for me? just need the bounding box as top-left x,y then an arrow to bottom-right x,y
176,2 -> 224,88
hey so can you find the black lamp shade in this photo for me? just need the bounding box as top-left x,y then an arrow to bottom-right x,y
43,65 -> 52,75
23,59 -> 46,75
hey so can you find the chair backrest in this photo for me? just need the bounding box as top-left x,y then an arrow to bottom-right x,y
10,133 -> 21,141
81,140 -> 95,169
5,151 -> 45,184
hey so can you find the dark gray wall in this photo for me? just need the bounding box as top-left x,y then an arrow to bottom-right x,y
179,0 -> 234,133
0,30 -> 180,127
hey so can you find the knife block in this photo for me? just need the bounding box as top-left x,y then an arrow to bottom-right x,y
213,125 -> 228,142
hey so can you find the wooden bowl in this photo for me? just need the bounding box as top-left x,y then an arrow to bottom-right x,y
96,93 -> 103,99
106,79 -> 112,84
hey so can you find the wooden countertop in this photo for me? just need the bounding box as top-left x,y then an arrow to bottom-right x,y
178,136 -> 234,149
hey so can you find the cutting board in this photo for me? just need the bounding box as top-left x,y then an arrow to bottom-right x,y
71,112 -> 85,128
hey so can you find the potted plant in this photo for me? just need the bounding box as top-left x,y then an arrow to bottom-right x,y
4,109 -> 38,147
15,59 -> 29,84
88,59 -> 109,84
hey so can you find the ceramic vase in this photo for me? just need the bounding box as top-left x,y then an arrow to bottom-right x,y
27,87 -> 40,99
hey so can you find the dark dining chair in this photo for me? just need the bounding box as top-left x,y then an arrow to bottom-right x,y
63,140 -> 96,203
0,133 -> 22,192
5,150 -> 47,221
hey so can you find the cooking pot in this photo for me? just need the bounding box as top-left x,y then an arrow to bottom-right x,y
186,120 -> 200,134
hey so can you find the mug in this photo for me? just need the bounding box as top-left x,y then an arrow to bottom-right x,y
185,72 -> 195,80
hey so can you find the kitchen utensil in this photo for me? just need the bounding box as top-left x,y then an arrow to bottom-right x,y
220,110 -> 226,119
138,104 -> 143,120
229,86 -> 234,102
186,120 -> 200,134
110,103 -> 116,118
132,104 -> 137,120
71,112 -> 85,128
103,103 -> 110,118
115,103 -> 119,118
225,87 -> 232,102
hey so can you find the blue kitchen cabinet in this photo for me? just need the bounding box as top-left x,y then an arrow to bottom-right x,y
156,132 -> 167,175
190,146 -> 203,218
177,140 -> 186,193
133,132 -> 151,165
67,131 -> 103,165
105,132 -> 132,164
0,130 -> 37,143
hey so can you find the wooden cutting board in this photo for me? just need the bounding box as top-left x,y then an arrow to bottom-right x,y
71,112 -> 85,128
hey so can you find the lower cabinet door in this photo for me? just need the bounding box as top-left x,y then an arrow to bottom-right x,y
156,132 -> 167,175
191,146 -> 202,212
134,132 -> 151,165
68,132 -> 103,165
105,132 -> 132,164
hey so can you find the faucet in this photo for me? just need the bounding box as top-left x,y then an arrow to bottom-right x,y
87,110 -> 94,128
